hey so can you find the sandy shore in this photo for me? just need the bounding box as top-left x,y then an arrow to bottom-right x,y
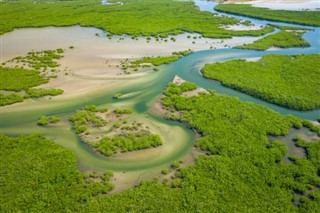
222,0 -> 319,11
1,25 -> 268,99
223,24 -> 263,31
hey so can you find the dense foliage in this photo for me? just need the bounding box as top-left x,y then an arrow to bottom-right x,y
0,66 -> 48,91
93,132 -> 162,156
0,93 -> 24,106
0,134 -> 113,212
69,106 -> 162,156
0,0 -> 274,38
202,54 -> 320,110
235,28 -> 310,50
215,4 -> 320,26
26,88 -> 64,98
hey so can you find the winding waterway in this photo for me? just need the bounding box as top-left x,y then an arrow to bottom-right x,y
1,1 -> 319,173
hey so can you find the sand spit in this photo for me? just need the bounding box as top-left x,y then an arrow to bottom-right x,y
222,24 -> 263,31
221,0 -> 319,11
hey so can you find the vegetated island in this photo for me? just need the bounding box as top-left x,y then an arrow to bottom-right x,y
0,49 -> 66,106
201,54 -> 320,111
69,105 -> 162,156
37,115 -> 61,126
121,49 -> 192,73
235,25 -> 311,50
0,0 -> 274,38
215,3 -> 320,26
2,81 -> 320,212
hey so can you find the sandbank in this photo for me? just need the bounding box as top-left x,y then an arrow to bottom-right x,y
221,0 -> 319,11
1,25 -> 268,100
223,24 -> 263,31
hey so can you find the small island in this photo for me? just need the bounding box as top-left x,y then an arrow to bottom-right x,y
69,105 -> 162,156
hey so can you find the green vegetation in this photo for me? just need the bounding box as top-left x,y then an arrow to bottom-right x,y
37,115 -> 61,125
0,49 -> 65,106
37,116 -> 49,125
113,92 -> 123,99
133,50 -> 193,67
69,105 -> 162,156
0,66 -> 48,91
0,134 -> 113,212
121,50 -> 193,73
138,82 -> 320,212
69,108 -> 105,133
201,54 -> 320,110
114,108 -> 133,115
161,168 -> 169,174
171,160 -> 180,169
25,88 -> 64,98
0,93 -> 24,106
215,4 -> 320,26
163,82 -> 197,96
50,116 -> 61,123
93,132 -> 162,156
5,49 -> 64,72
132,55 -> 180,67
269,24 -> 312,31
172,49 -> 193,56
0,0 -> 274,38
302,120 -> 320,136
235,26 -> 310,50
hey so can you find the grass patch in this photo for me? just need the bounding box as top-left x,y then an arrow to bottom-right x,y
0,66 -> 48,91
25,88 -> 64,98
0,93 -> 24,106
122,50 -> 193,73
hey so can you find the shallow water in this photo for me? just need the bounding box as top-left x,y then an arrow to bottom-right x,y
251,0 -> 320,11
269,127 -> 320,163
1,1 -> 320,172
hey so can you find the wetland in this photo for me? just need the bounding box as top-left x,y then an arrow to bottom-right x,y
1,0 -> 320,211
